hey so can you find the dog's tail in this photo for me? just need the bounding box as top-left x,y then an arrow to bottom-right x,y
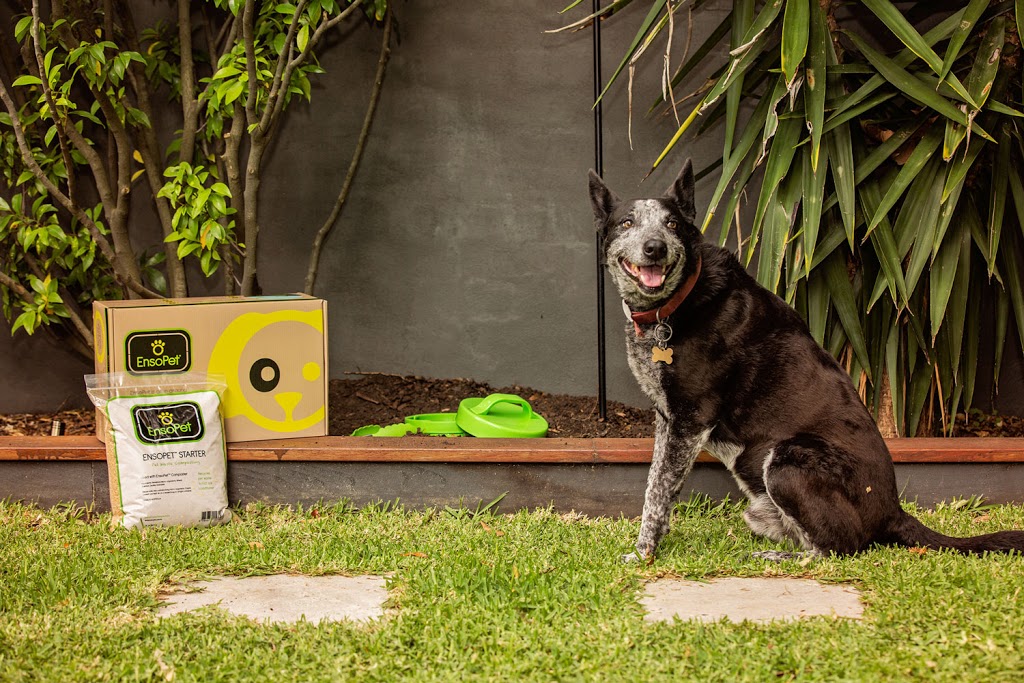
887,510 -> 1024,554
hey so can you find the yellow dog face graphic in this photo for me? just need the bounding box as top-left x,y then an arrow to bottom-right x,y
208,310 -> 325,433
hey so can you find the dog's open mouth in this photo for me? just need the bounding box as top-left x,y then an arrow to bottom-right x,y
620,258 -> 670,291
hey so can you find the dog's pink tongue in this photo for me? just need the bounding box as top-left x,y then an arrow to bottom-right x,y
639,266 -> 665,288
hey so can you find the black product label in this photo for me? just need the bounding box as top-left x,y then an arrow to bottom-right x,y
132,401 -> 205,445
125,330 -> 191,374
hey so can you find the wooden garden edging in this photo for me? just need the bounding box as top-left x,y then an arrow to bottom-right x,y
3,436 -> 1024,515
4,435 -> 1024,463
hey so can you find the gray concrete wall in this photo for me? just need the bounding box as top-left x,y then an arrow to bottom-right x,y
256,0 -> 734,408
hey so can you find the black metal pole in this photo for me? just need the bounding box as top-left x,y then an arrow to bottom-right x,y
593,0 -> 607,421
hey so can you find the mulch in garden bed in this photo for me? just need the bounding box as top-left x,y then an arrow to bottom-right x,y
1,373 -> 1021,439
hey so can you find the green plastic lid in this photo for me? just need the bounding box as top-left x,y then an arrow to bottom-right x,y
455,393 -> 548,438
351,423 -> 418,437
405,413 -> 467,436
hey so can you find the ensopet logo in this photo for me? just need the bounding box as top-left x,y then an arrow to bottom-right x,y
125,330 -> 191,374
132,402 -> 205,445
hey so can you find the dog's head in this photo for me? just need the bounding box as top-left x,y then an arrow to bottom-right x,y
589,160 -> 702,310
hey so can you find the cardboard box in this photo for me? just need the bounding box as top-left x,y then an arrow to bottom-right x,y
93,295 -> 328,442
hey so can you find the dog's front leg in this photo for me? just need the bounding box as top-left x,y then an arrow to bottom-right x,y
624,416 -> 710,563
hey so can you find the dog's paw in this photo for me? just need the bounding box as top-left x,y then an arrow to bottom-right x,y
621,547 -> 656,564
752,550 -> 816,563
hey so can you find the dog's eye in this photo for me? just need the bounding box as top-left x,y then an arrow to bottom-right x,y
622,219 -> 634,228
667,219 -> 678,230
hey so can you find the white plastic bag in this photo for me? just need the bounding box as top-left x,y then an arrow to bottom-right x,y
85,373 -> 232,529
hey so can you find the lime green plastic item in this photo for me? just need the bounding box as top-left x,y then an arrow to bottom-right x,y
455,393 -> 548,438
351,423 -> 417,437
404,413 -> 467,436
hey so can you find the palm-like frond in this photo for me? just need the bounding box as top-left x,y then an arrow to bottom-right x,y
576,0 -> 1024,435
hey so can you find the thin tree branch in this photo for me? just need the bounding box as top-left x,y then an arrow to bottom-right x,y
242,0 -> 258,128
30,0 -> 76,199
55,284 -> 94,349
266,0 -> 362,131
304,7 -> 393,294
222,100 -> 246,240
177,0 -> 198,163
0,269 -> 35,305
258,0 -> 309,135
116,0 -> 188,297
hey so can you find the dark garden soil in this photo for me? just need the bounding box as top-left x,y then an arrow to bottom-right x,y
1,374 -> 1022,439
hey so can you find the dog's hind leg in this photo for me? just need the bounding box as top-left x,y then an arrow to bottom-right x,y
761,439 -> 873,556
743,491 -> 823,562
624,418 -> 712,563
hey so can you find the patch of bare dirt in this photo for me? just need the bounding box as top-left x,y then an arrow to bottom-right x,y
0,375 -> 654,439
2,375 -> 1021,439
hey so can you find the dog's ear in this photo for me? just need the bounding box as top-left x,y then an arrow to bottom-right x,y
589,170 -> 619,224
666,159 -> 696,224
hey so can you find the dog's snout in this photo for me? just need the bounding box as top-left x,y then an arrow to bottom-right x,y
643,239 -> 668,261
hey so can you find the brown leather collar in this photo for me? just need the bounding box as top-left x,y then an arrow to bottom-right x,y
628,256 -> 701,336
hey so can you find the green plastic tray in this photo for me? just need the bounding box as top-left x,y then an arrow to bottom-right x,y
404,413 -> 467,436
455,393 -> 548,438
350,423 -> 417,437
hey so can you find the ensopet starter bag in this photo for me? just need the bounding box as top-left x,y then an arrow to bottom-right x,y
85,373 -> 232,529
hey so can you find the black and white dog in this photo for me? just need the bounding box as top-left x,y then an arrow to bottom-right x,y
590,159 -> 1024,562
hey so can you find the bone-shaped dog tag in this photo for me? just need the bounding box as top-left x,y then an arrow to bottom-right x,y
651,346 -> 674,364
652,321 -> 673,364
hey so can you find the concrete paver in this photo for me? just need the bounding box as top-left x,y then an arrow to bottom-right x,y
641,577 -> 864,624
157,574 -> 387,624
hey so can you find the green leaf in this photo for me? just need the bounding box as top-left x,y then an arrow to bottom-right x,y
994,282 -> 1009,391
12,75 -> 42,87
649,0 -> 783,171
297,24 -> 310,53
831,10 -> 964,122
747,115 -> 802,265
845,31 -> 990,140
860,178 -> 908,310
866,124 -> 942,235
962,269 -> 982,411
987,125 -> 1011,277
701,92 -> 774,232
885,321 -> 903,435
593,0 -> 667,108
800,142 -> 827,274
780,0 -> 809,87
1001,225 -> 1024,359
946,227 -> 971,385
804,0 -> 827,171
806,269 -> 830,346
11,310 -> 37,335
701,0 -> 783,112
942,135 -> 985,202
824,249 -> 871,381
824,121 -> 856,246
940,0 -> 991,82
723,0 -> 754,159
929,218 -> 967,343
1018,0 -> 1024,61
649,10 -> 732,113
756,169 -> 801,293
855,119 -> 924,184
906,359 -> 933,437
15,16 -> 33,43
902,158 -> 945,295
942,15 -> 1004,160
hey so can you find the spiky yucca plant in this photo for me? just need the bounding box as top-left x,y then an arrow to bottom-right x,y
562,0 -> 1024,436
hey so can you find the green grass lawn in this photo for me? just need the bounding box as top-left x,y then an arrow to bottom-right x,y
1,496 -> 1022,682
